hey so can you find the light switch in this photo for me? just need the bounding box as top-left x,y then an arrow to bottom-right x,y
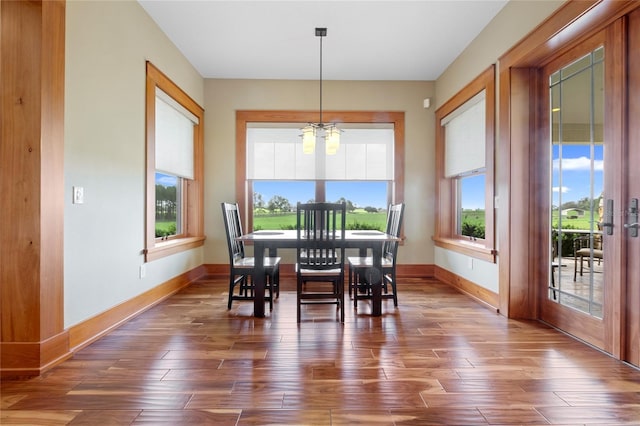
73,186 -> 84,204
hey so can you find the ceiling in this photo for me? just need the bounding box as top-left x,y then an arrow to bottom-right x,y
138,0 -> 509,81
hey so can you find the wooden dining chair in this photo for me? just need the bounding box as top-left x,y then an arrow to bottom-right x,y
221,202 -> 281,310
348,203 -> 404,308
296,202 -> 346,323
573,233 -> 603,281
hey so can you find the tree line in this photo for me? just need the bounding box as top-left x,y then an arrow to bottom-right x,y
253,192 -> 380,214
156,184 -> 177,220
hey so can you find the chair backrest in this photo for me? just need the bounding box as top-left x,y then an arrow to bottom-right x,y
221,202 -> 245,263
382,203 -> 405,262
296,202 -> 346,271
574,233 -> 602,253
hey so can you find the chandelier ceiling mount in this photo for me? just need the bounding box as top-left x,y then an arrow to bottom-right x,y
301,27 -> 340,155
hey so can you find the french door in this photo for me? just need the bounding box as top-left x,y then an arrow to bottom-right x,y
539,23 -> 628,359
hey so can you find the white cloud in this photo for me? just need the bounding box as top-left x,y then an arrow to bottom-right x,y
553,156 -> 604,171
552,186 -> 570,193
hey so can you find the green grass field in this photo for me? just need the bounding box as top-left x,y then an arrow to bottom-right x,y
156,221 -> 176,237
460,209 -> 597,230
551,213 -> 598,230
461,210 -> 485,226
253,211 -> 387,231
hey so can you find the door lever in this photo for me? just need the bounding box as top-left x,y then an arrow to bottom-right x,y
601,199 -> 614,235
625,198 -> 638,238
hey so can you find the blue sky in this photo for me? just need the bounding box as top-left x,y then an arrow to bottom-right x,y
156,173 -> 177,187
552,144 -> 604,206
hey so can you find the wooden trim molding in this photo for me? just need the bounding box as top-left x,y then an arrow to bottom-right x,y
432,237 -> 496,263
433,65 -> 496,262
0,332 -> 71,378
434,266 -> 499,312
68,266 -> 207,352
235,110 -> 405,233
2,265 -> 208,378
144,62 -> 206,262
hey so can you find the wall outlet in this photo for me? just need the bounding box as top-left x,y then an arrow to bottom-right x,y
139,264 -> 146,279
468,258 -> 474,270
73,186 -> 84,204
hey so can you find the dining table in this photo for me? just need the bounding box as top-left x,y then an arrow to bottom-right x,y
236,229 -> 399,318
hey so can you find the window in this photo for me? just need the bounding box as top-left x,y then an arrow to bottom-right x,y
145,62 -> 205,261
434,65 -> 495,261
236,111 -> 404,232
458,173 -> 486,239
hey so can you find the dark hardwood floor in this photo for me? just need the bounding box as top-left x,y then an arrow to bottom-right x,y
2,277 -> 640,425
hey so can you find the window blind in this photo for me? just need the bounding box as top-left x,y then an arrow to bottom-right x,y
155,88 -> 198,180
247,127 -> 316,179
247,125 -> 394,181
442,90 -> 486,177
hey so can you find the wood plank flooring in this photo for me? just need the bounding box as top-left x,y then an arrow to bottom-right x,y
2,277 -> 640,425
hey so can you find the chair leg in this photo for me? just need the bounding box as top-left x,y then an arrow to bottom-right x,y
389,273 -> 398,307
228,275 -> 235,309
340,278 -> 345,323
267,273 -> 273,312
272,265 -> 280,299
550,264 -> 558,300
296,279 -> 302,323
353,269 -> 359,309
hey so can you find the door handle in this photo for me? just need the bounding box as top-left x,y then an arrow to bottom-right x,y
625,198 -> 638,238
601,199 -> 614,235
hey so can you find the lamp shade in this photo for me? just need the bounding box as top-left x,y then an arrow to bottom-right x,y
302,125 -> 316,154
325,126 -> 340,155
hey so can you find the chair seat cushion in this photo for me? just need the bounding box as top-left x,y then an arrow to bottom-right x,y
233,256 -> 281,268
347,256 -> 393,268
296,264 -> 342,276
576,249 -> 603,259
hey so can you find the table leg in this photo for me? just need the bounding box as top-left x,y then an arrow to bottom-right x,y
370,243 -> 383,316
253,241 -> 266,318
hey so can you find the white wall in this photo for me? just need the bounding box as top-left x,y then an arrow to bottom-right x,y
202,79 -> 435,266
433,0 -> 565,293
64,0 -> 204,327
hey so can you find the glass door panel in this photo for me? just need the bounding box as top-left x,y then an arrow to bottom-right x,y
549,47 -> 605,318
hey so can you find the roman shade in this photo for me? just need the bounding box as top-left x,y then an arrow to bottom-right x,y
155,88 -> 198,180
442,90 -> 486,177
247,124 -> 394,180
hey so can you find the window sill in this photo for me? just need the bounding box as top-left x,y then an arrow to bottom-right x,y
433,236 -> 496,263
145,236 -> 206,262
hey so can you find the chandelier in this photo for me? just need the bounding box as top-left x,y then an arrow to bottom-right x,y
301,27 -> 340,155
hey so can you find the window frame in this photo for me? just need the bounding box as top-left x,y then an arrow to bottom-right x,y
236,111 -> 405,232
145,61 -> 205,262
434,65 -> 496,262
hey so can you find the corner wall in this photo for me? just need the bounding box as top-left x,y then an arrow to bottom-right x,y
64,0 -> 204,328
433,0 -> 565,296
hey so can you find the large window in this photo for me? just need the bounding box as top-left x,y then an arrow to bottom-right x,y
434,66 -> 495,261
145,62 -> 205,261
236,111 -> 404,232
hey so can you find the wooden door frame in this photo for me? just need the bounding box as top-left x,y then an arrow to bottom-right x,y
625,8 -> 640,365
497,1 -> 638,359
